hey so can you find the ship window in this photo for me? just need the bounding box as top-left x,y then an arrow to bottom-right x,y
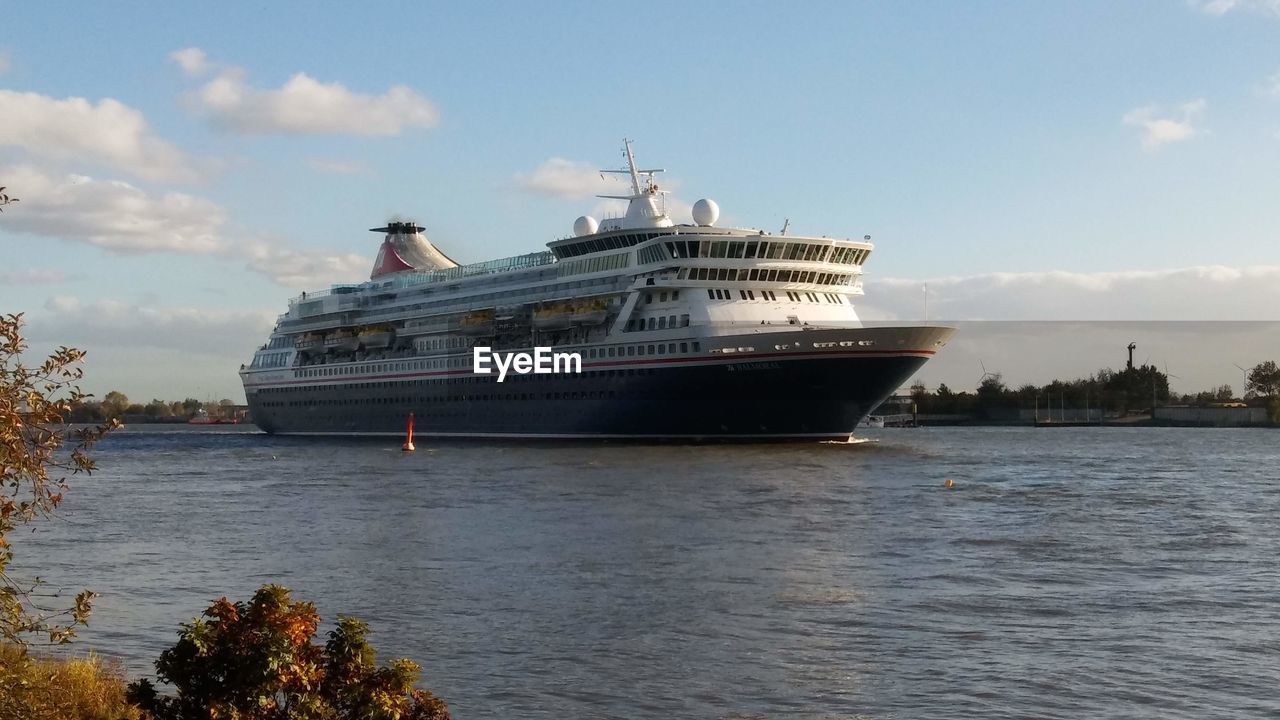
744,241 -> 759,258
660,291 -> 668,302
646,293 -> 653,304
680,314 -> 689,327
747,290 -> 755,300
693,342 -> 701,351
710,241 -> 727,258
668,315 -> 676,327
728,241 -> 745,258
672,290 -> 679,301
680,342 -> 688,353
647,345 -> 655,354
739,290 -> 747,300
707,289 -> 715,299
608,347 -> 616,357
659,316 -> 667,329
628,346 -> 636,356
647,317 -> 657,330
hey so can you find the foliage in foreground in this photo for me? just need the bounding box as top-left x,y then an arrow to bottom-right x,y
0,641 -> 141,720
127,585 -> 450,720
1,313 -> 117,645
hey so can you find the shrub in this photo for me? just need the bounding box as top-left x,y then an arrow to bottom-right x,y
3,312 -> 116,645
127,585 -> 450,720
0,641 -> 141,720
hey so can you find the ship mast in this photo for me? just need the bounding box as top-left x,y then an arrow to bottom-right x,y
597,139 -> 673,229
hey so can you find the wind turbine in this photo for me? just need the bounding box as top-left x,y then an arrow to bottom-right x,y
978,360 -> 996,386
1233,363 -> 1248,398
1164,361 -> 1181,400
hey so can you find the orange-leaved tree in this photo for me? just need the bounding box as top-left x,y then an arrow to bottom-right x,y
126,585 -> 451,720
1,312 -> 117,645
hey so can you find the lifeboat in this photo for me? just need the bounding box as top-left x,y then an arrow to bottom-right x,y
532,302 -> 573,330
358,325 -> 394,349
568,299 -> 608,326
323,329 -> 359,352
295,332 -> 324,352
535,299 -> 608,329
460,309 -> 495,336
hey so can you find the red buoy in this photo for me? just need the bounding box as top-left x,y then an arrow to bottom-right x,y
402,412 -> 415,452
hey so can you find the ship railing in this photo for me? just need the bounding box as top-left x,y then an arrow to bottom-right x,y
285,253 -> 556,305
385,251 -> 557,289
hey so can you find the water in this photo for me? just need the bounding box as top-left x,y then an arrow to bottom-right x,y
22,426 -> 1280,718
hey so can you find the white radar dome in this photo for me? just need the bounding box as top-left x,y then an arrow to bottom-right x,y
692,198 -> 720,227
574,215 -> 599,237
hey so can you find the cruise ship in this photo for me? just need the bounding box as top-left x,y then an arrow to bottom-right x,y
240,142 -> 953,439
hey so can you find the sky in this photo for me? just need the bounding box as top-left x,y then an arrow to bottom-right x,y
1,0 -> 1278,401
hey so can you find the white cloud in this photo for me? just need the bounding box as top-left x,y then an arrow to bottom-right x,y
34,295 -> 275,356
1192,0 -> 1280,16
305,157 -> 372,175
515,157 -> 626,198
1262,69 -> 1280,98
860,265 -> 1280,321
169,47 -> 212,77
0,268 -> 80,285
1122,99 -> 1206,150
1,164 -> 363,288
178,50 -> 438,136
0,90 -> 198,182
516,156 -> 701,225
0,164 -> 226,253
241,241 -> 369,289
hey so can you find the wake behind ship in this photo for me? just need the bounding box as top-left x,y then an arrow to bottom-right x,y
240,142 -> 953,440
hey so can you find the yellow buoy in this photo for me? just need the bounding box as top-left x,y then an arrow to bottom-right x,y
944,478 -> 954,489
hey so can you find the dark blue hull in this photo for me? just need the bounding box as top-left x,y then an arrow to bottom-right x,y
247,351 -> 933,440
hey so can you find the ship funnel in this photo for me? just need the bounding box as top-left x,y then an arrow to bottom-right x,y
370,221 -> 459,279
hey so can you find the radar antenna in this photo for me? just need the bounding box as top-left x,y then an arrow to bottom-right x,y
780,218 -> 790,236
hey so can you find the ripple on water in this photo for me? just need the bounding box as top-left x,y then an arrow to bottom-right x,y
26,425 -> 1280,719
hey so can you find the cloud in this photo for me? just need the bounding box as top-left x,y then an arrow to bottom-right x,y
1191,0 -> 1280,16
1262,69 -> 1280,98
1122,99 -> 1206,150
0,268 -> 80,285
305,157 -> 372,175
34,295 -> 275,356
242,241 -> 369,289
0,90 -> 198,182
177,50 -> 438,136
2,164 -> 364,288
516,156 -> 701,225
860,265 -> 1280,321
515,157 -> 626,198
0,164 -> 226,253
169,47 -> 212,77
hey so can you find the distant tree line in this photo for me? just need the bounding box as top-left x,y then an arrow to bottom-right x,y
910,360 -> 1280,421
66,392 -> 239,422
